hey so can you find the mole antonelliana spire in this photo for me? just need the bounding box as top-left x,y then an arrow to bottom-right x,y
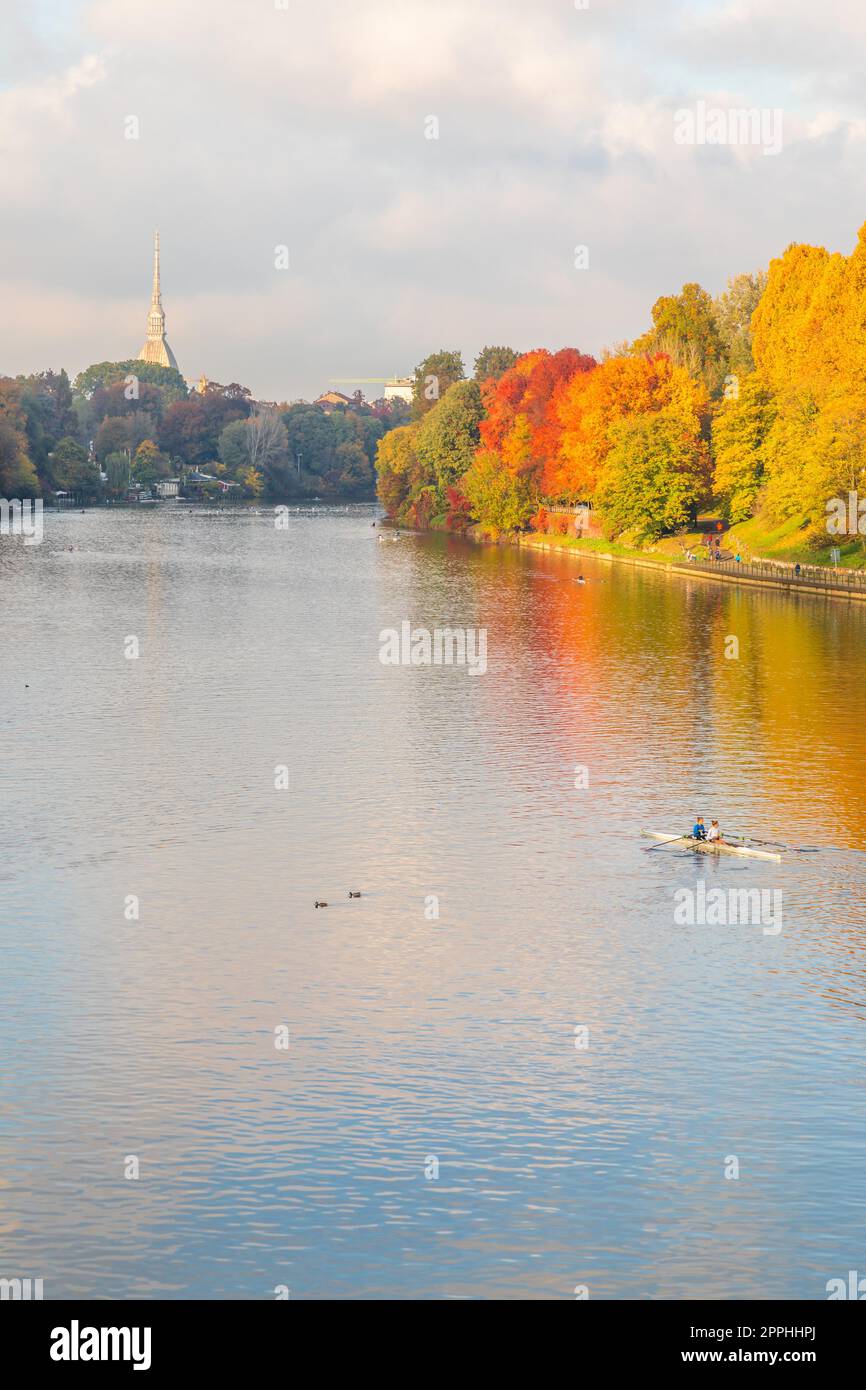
138,230 -> 179,371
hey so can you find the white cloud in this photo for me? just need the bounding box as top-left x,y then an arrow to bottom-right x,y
3,0 -> 866,399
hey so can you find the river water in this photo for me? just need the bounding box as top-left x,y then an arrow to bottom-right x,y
1,505 -> 864,1300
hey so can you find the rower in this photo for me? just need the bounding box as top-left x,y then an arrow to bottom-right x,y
692,816 -> 707,841
707,820 -> 723,843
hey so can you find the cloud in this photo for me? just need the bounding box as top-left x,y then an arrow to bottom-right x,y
3,0 -> 866,400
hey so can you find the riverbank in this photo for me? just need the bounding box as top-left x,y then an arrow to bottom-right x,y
456,525 -> 866,603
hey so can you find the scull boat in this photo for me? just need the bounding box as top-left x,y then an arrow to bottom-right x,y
642,831 -> 783,862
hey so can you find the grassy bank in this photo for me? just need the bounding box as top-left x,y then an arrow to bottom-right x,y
723,514 -> 866,569
405,507 -> 866,575
505,515 -> 866,572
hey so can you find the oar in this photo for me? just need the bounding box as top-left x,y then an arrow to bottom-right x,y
726,834 -> 818,854
644,834 -> 694,853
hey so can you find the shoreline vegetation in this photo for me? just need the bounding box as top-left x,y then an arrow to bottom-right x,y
376,221 -> 866,575
0,361 -> 407,507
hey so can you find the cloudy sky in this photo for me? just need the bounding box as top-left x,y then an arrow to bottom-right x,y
3,0 -> 866,401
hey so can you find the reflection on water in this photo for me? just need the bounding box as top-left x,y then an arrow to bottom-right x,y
1,507 -> 865,1299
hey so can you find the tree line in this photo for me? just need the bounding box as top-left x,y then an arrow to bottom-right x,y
0,359 -> 409,502
378,226 -> 866,549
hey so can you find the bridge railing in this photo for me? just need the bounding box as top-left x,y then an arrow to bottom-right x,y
679,555 -> 866,593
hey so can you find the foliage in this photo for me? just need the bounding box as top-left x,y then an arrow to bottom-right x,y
460,449 -> 536,535
375,424 -> 418,517
444,486 -> 473,531
556,353 -> 709,500
49,437 -> 100,499
104,451 -> 131,495
712,271 -> 767,377
597,414 -> 710,542
414,379 -> 484,498
0,378 -> 40,496
479,347 -> 596,498
411,350 -> 465,419
632,282 -> 727,394
132,439 -> 171,487
73,360 -> 188,403
473,346 -> 520,383
712,375 -> 775,521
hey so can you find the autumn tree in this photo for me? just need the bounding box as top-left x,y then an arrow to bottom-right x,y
375,425 -> 418,518
96,413 -> 156,462
479,348 -> 596,498
460,449 -> 536,535
556,353 -> 709,501
712,375 -> 775,521
633,283 -> 726,394
0,379 -> 41,496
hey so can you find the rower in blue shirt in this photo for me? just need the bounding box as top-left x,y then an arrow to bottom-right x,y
692,816 -> 707,841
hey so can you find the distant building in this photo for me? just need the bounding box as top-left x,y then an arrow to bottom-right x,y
137,231 -> 179,373
155,479 -> 180,499
384,377 -> 413,405
315,390 -> 352,413
184,471 -> 240,498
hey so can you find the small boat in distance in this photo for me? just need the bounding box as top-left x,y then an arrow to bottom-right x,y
642,831 -> 783,862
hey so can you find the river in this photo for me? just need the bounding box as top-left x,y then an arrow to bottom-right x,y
1,504 -> 864,1299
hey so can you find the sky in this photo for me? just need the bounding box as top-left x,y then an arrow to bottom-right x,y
2,0 -> 866,402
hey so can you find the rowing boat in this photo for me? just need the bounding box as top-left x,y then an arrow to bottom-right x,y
642,831 -> 783,862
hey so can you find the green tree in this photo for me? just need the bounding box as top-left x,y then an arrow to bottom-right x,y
17,369 -> 79,485
597,413 -> 710,541
73,360 -> 188,403
335,440 -> 373,495
104,450 -> 131,495
712,271 -> 768,377
133,439 -> 170,487
474,346 -> 519,383
50,436 -> 100,498
414,379 -> 484,499
412,350 -> 465,419
218,419 -> 250,476
460,449 -> 536,535
280,403 -> 336,485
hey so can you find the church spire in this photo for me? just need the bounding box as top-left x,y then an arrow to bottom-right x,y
151,230 -> 162,306
138,230 -> 179,372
